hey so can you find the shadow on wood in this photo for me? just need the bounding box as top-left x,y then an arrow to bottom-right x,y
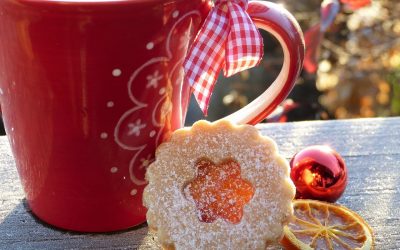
0,200 -> 159,249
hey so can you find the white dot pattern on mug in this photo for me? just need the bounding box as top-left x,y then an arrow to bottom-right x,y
100,133 -> 108,139
159,87 -> 166,95
146,42 -> 154,50
112,69 -> 122,77
172,10 -> 179,18
110,167 -> 118,173
149,130 -> 156,138
130,189 -> 138,196
107,101 -> 114,108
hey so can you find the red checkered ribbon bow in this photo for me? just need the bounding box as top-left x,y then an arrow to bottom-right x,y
183,0 -> 264,115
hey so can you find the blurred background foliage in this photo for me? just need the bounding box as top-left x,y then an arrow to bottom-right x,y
186,0 -> 400,124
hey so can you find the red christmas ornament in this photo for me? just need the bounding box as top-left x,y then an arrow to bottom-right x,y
290,145 -> 347,203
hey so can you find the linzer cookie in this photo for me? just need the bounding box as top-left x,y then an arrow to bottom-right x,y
143,120 -> 295,249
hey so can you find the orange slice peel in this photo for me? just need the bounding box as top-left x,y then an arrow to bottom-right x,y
282,199 -> 374,250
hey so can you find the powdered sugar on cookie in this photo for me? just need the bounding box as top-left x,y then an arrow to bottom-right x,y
143,120 -> 295,249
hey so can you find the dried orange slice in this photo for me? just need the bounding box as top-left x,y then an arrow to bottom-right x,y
282,199 -> 374,250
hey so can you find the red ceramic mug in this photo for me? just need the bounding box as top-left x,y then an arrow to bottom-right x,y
0,0 -> 304,232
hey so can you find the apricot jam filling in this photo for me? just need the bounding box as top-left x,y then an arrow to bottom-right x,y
184,158 -> 255,224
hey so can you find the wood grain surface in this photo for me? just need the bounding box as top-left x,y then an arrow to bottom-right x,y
1,117 -> 399,249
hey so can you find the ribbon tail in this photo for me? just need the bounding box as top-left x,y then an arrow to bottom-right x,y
183,6 -> 229,115
224,1 -> 264,77
188,62 -> 225,116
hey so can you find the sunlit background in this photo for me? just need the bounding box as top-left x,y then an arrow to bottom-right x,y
186,0 -> 400,125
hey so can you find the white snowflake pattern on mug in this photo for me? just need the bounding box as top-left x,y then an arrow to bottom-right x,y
113,10 -> 201,187
146,70 -> 163,89
127,119 -> 146,136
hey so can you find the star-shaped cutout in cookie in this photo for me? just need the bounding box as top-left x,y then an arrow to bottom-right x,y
184,158 -> 255,224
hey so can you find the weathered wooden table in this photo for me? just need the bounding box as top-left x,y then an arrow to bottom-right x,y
1,117 -> 399,249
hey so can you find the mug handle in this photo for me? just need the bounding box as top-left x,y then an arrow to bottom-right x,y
222,1 -> 305,125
